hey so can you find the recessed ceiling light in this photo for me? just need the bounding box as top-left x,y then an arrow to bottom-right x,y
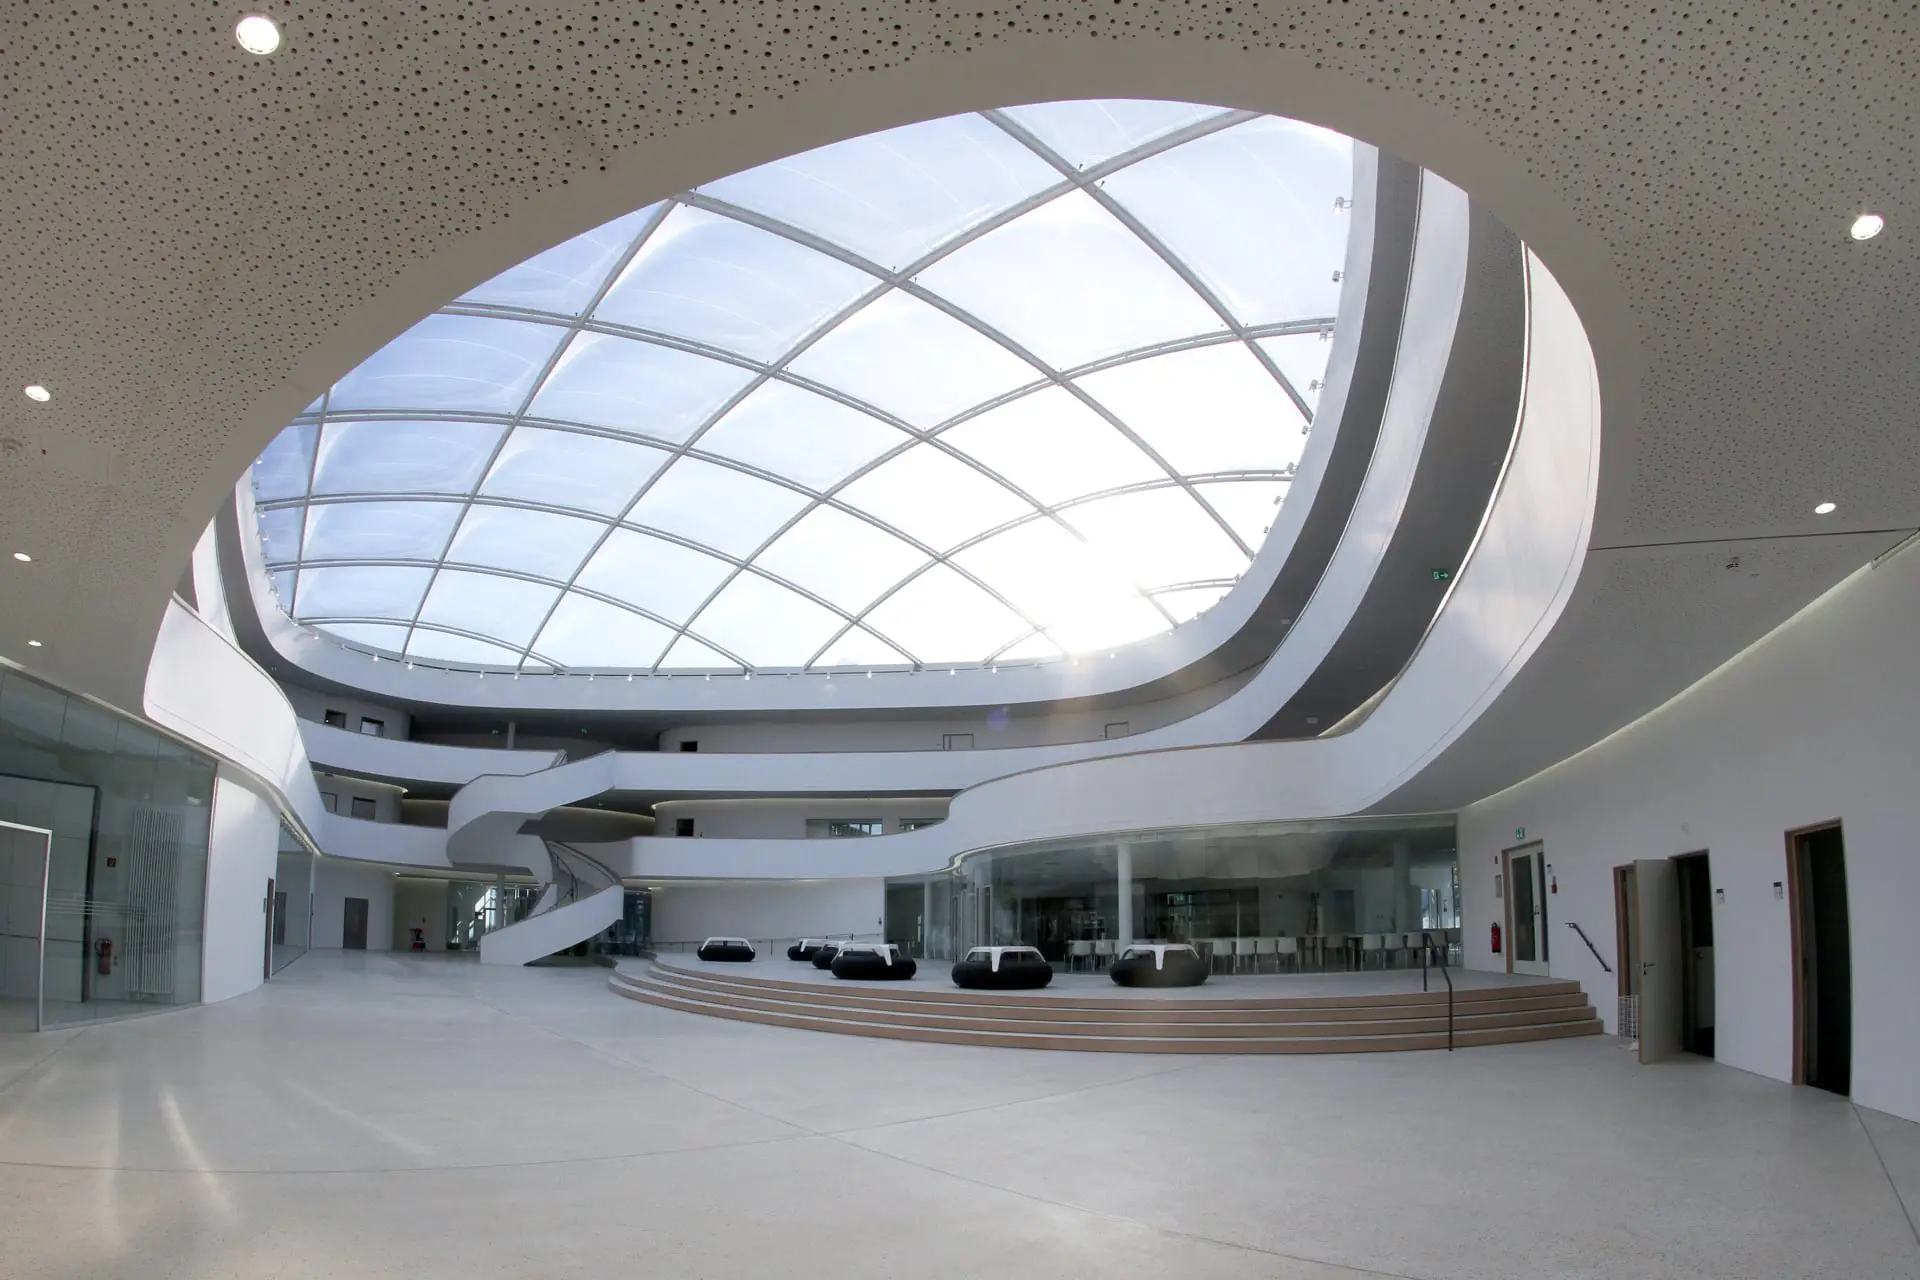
22,384 -> 50,402
1814,501 -> 1837,515
234,15 -> 280,55
26,640 -> 41,648
12,552 -> 29,562
1849,213 -> 1885,241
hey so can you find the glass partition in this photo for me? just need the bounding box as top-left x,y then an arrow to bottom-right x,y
273,823 -> 314,973
0,665 -> 216,1026
897,813 -> 1458,965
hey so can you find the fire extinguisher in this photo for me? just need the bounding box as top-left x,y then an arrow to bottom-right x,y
95,938 -> 113,975
1490,922 -> 1502,955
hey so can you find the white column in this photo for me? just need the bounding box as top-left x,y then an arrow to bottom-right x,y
1116,843 -> 1134,946
922,880 -> 934,956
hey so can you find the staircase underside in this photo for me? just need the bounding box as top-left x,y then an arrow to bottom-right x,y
609,960 -> 1603,1054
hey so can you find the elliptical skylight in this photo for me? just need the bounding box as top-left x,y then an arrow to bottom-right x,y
250,100 -> 1352,673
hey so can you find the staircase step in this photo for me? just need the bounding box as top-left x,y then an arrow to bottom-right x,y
609,962 -> 1604,1055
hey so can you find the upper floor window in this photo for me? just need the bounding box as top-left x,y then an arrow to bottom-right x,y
806,819 -> 883,838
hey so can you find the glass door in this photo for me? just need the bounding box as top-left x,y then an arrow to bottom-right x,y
1506,845 -> 1550,976
0,821 -> 53,1032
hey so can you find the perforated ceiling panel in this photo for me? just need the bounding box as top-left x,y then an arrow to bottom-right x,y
0,2 -> 1915,787
247,102 -> 1349,673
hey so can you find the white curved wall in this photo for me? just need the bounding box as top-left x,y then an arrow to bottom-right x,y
301,719 -> 558,786
144,597 -> 324,837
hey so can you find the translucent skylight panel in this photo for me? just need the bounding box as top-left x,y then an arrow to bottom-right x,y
405,630 -> 529,668
996,632 -> 1066,662
627,458 -> 810,559
915,190 -> 1223,371
861,564 -> 1031,664
688,575 -> 845,667
658,636 -> 740,670
415,571 -> 560,649
532,594 -> 675,669
594,205 -> 875,361
1000,99 -> 1229,170
837,444 -> 1035,552
575,528 -> 733,623
311,420 -> 505,496
1255,333 -> 1332,412
752,506 -> 927,614
813,629 -> 912,668
292,567 -> 434,621
953,521 -> 1167,653
315,621 -> 412,653
699,114 -> 1060,270
249,103 -> 1361,673
1063,488 -> 1248,588
1102,116 -> 1351,326
786,290 -> 1038,427
445,505 -> 607,581
936,386 -> 1163,504
1191,479 -> 1292,552
257,507 -> 305,565
525,332 -> 755,445
302,501 -> 461,563
252,424 -> 316,502
1076,343 -> 1305,474
479,427 -> 670,516
327,315 -> 561,414
1153,584 -> 1233,623
458,205 -> 661,315
695,381 -> 910,491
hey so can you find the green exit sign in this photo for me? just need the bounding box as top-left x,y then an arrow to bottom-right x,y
1431,568 -> 1453,582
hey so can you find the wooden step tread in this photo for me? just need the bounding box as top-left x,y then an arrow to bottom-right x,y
613,979 -> 1604,1055
631,969 -> 1590,1024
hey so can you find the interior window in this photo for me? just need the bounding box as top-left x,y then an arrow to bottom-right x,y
350,796 -> 376,819
322,709 -> 347,728
358,717 -> 384,736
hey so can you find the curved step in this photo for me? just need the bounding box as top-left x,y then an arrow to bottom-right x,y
609,962 -> 1603,1054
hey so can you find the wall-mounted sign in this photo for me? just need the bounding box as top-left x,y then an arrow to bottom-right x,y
1432,568 -> 1453,582
1514,827 -> 1526,841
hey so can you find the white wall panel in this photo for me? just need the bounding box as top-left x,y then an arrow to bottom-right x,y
301,718 -> 557,786
650,879 -> 886,949
311,860 -> 396,951
200,769 -> 282,1004
1459,547 -> 1920,1124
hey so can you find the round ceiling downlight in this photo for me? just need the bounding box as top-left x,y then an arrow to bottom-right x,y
235,16 -> 281,55
1849,213 -> 1885,242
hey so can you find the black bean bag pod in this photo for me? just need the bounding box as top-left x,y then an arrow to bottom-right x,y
951,947 -> 1054,990
695,939 -> 756,962
830,945 -> 918,981
787,939 -> 825,961
1109,945 -> 1209,988
810,940 -> 848,969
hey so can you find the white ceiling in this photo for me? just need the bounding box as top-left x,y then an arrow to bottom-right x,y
0,4 -> 1914,807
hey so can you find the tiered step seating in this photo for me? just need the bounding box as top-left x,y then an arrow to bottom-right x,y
608,960 -> 1602,1054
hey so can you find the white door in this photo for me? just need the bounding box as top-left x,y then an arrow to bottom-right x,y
1506,846 -> 1550,976
1635,858 -> 1683,1063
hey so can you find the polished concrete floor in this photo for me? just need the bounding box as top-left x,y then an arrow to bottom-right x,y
0,952 -> 1915,1280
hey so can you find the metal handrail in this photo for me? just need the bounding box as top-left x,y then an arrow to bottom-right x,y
1420,930 -> 1454,1051
1566,921 -> 1612,973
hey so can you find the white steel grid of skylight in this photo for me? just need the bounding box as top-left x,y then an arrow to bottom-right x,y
251,100 -> 1352,674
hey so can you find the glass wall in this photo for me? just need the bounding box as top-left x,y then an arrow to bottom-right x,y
272,822 -> 314,973
0,665 -> 216,1027
898,814 -> 1459,965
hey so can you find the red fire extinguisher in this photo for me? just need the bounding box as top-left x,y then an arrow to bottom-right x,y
95,938 -> 113,975
1489,922 -> 1502,955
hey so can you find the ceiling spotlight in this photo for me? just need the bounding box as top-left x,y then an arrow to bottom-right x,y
26,640 -> 41,648
235,15 -> 281,55
22,384 -> 50,402
11,552 -> 29,562
1814,501 -> 1837,515
1849,213 -> 1885,242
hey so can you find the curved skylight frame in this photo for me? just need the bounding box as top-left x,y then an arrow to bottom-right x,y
252,101 -> 1352,674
